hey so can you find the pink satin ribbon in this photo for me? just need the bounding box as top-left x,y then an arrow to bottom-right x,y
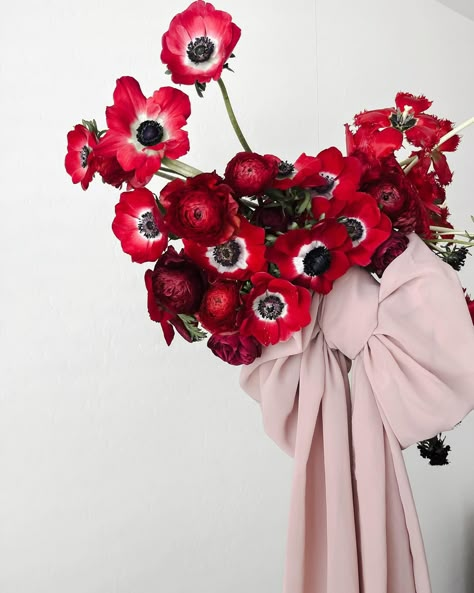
240,234 -> 474,593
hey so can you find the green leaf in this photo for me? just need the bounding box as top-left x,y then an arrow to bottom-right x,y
177,314 -> 208,342
268,262 -> 281,277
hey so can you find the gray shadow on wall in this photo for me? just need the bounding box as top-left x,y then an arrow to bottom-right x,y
465,512 -> 474,593
435,0 -> 474,21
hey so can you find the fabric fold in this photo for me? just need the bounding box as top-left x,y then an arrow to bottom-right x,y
240,234 -> 474,593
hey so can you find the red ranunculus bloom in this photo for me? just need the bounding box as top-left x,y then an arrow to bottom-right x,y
112,188 -> 168,264
197,280 -> 241,333
65,124 -> 98,190
267,222 -> 352,294
148,246 -> 207,315
239,272 -> 312,346
183,216 -> 265,280
207,333 -> 262,365
370,231 -> 409,277
95,154 -> 134,189
362,155 -> 430,236
145,269 -> 193,345
160,172 -> 240,246
312,193 -> 392,267
95,76 -> 191,185
224,152 -> 278,197
161,0 -> 241,85
251,202 -> 289,233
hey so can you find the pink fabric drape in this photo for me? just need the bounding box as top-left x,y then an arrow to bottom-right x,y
240,234 -> 474,593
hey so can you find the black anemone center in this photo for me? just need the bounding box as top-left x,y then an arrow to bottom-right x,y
257,294 -> 285,320
80,146 -> 90,168
389,109 -> 417,132
341,217 -> 364,242
303,246 -> 331,276
187,36 -> 215,63
212,240 -> 241,267
137,211 -> 160,239
312,173 -> 336,197
277,160 -> 295,178
136,120 -> 164,146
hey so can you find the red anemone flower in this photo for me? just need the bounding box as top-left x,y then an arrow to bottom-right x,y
267,221 -> 352,294
95,76 -> 191,185
312,193 -> 392,266
65,124 -> 98,190
183,217 -> 265,280
112,188 -> 168,264
161,0 -> 241,85
269,148 -> 361,198
239,272 -> 312,346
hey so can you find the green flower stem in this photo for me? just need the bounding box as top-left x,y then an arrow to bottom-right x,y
217,78 -> 252,152
425,242 -> 446,254
430,226 -> 474,236
155,170 -> 179,182
239,197 -> 257,209
427,238 -> 474,247
161,157 -> 202,178
160,166 -> 187,177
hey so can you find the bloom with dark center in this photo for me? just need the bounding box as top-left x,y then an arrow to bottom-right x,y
267,221 -> 352,294
112,188 -> 168,264
94,76 -> 191,185
65,124 -> 98,190
159,172 -> 240,246
268,148 -> 361,196
239,272 -> 312,346
183,217 -> 265,280
312,192 -> 392,266
161,1 -> 241,85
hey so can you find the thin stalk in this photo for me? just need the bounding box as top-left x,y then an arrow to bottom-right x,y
160,166 -> 187,177
217,78 -> 252,152
437,116 -> 474,148
425,242 -> 446,254
162,157 -> 202,178
430,226 -> 473,236
403,157 -> 418,175
155,170 -> 179,182
427,238 -> 474,247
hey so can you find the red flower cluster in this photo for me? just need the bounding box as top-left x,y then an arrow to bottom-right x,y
66,1 -> 472,366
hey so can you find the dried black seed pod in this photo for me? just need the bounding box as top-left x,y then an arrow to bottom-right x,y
417,434 -> 451,466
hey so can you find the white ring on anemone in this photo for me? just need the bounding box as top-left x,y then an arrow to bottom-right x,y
293,240 -> 327,275
184,37 -> 221,70
205,237 -> 249,274
344,217 -> 367,248
252,290 -> 288,321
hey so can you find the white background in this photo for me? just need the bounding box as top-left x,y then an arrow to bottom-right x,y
1,0 -> 473,591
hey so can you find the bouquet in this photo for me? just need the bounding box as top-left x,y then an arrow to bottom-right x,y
66,1 -> 474,463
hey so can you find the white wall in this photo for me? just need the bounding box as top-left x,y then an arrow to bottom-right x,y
0,1 -> 473,592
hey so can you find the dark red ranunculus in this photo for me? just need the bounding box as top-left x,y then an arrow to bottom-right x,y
144,269 -> 193,346
251,203 -> 289,233
96,155 -> 135,189
161,0 -> 241,85
197,280 -> 241,333
160,172 -> 240,245
148,246 -> 207,314
65,124 -> 98,190
370,231 -> 409,276
224,152 -> 278,197
207,333 -> 262,365
362,155 -> 430,236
